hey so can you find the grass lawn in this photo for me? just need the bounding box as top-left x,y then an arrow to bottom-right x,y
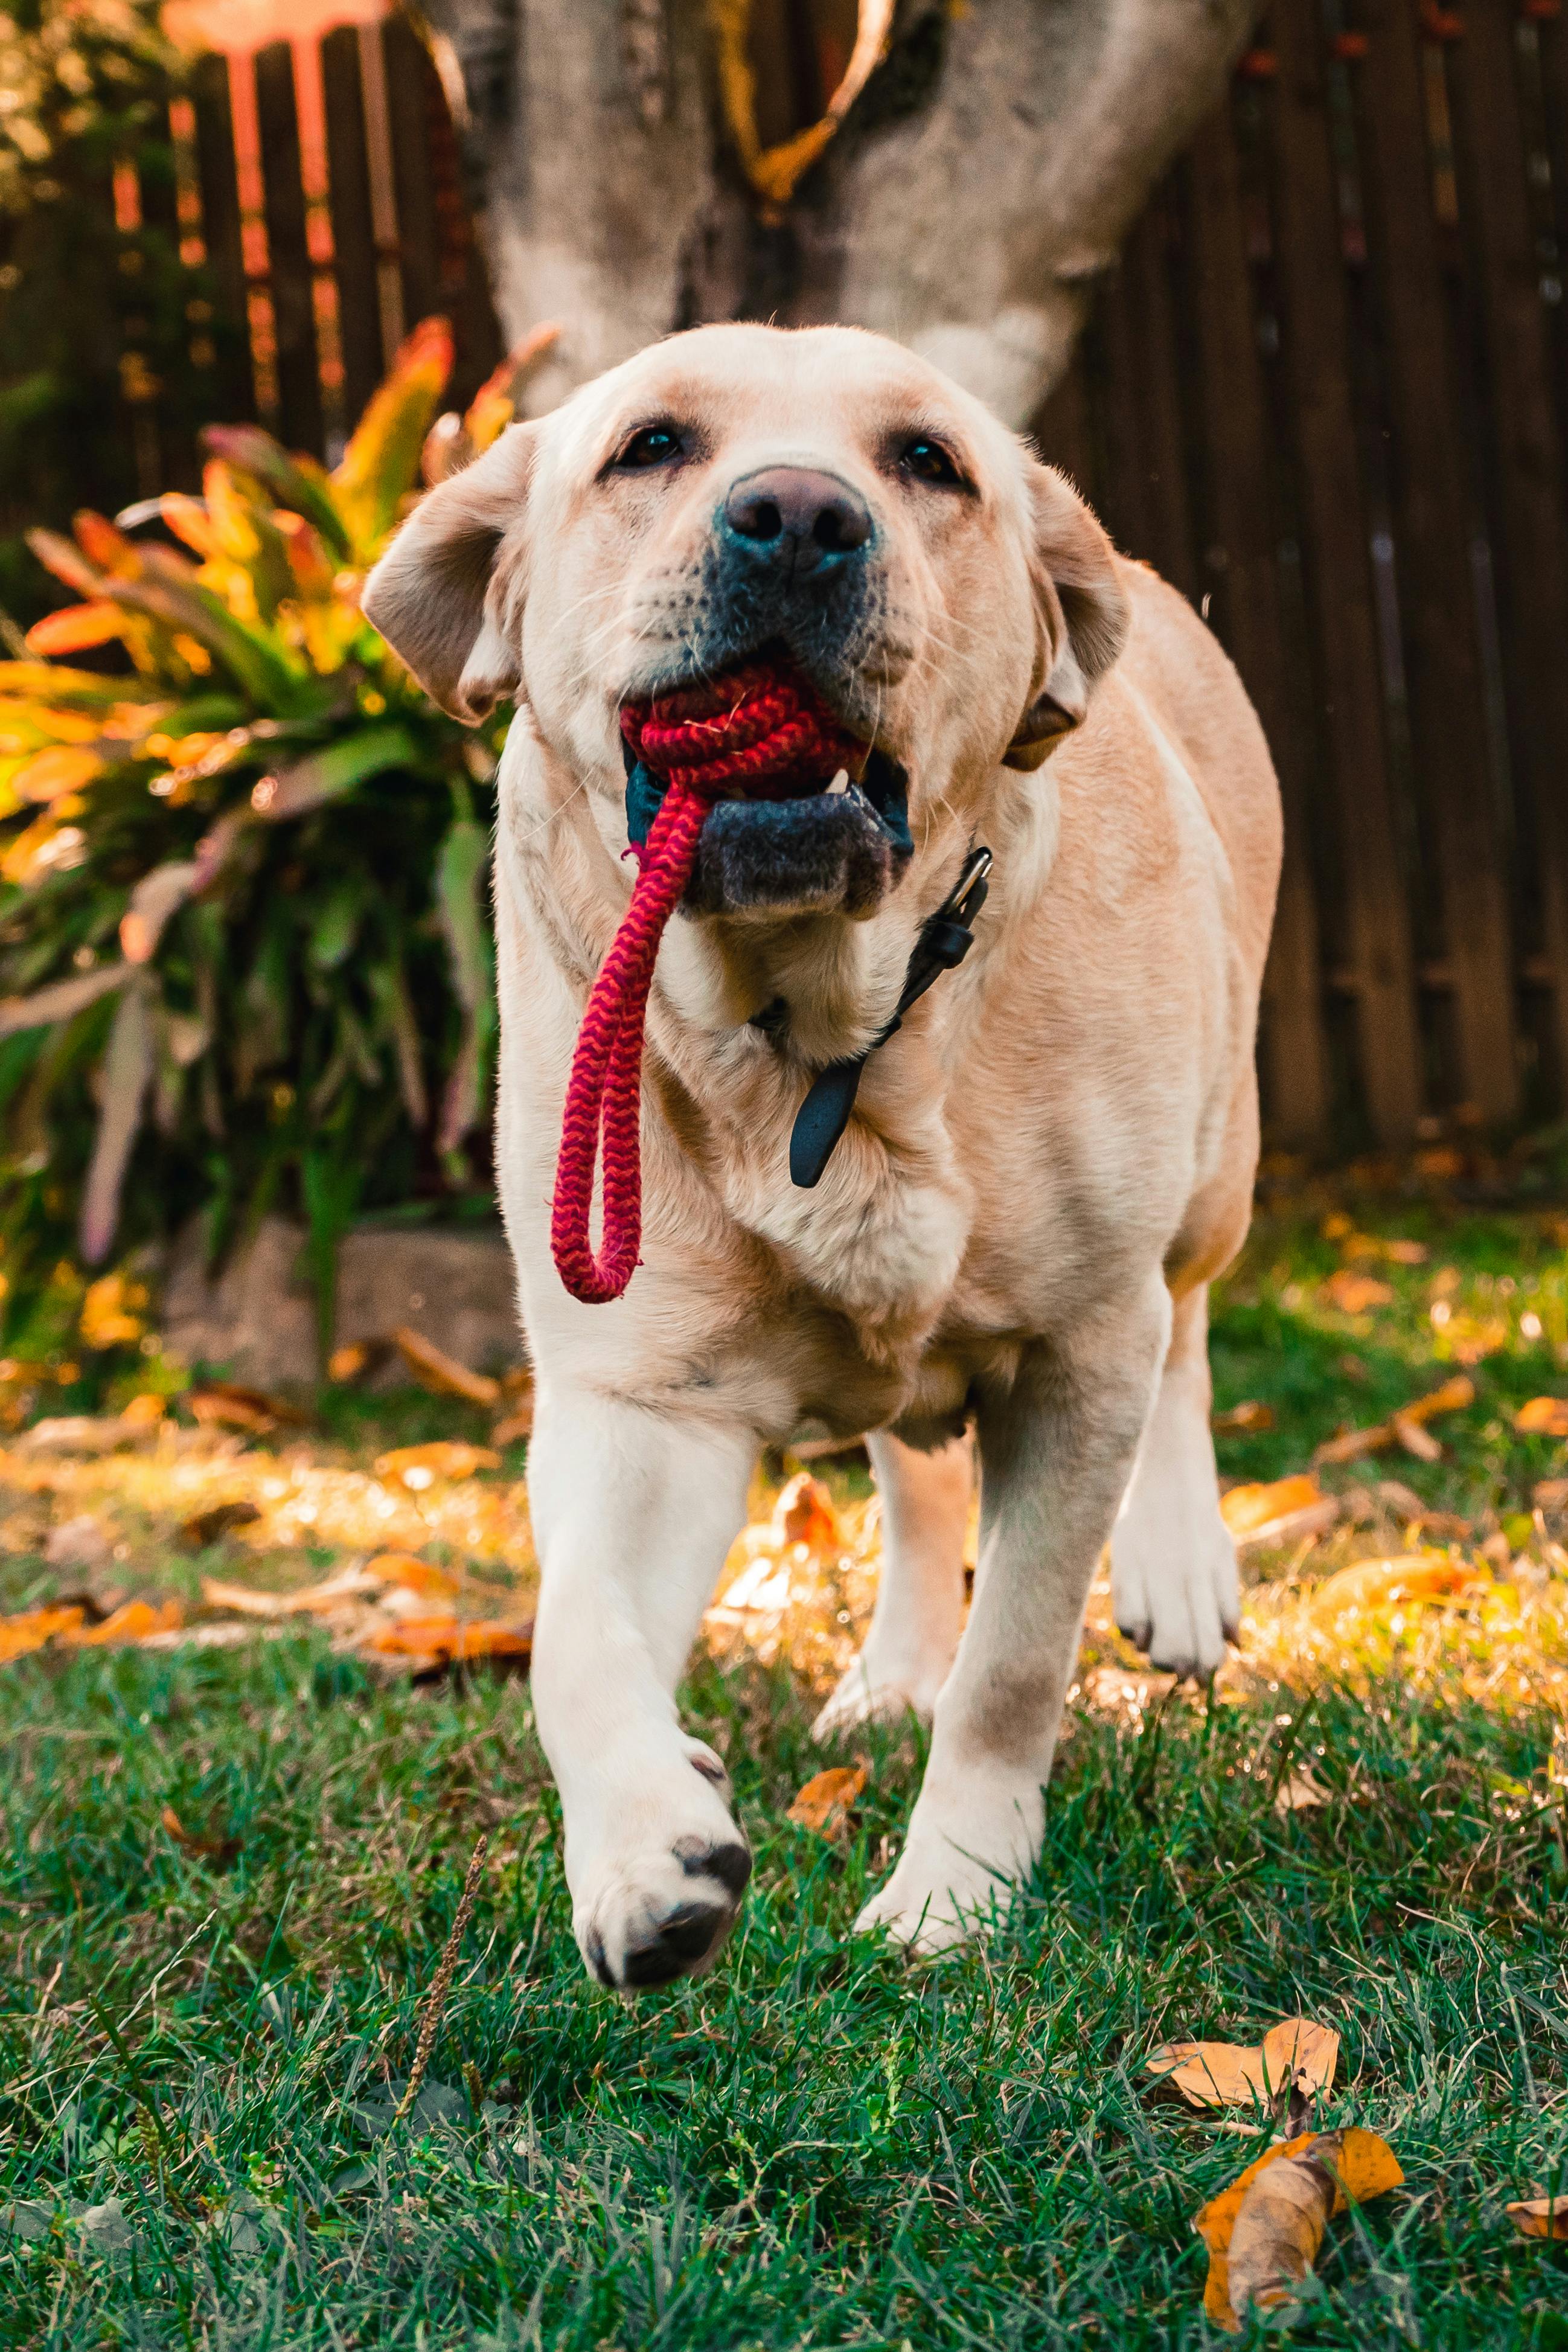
4,1176 -> 1568,2347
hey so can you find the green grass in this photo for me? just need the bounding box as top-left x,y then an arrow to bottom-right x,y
3,1187 -> 1568,2347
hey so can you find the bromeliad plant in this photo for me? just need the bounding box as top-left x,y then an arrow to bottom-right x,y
0,318 -> 537,1337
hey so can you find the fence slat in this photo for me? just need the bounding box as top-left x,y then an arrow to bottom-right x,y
321,27 -> 385,432
190,53 -> 252,426
381,16 -> 442,340
1446,7 -> 1568,1104
1354,0 -> 1519,1120
253,42 -> 324,457
1267,0 -> 1422,1142
1188,94 -> 1331,1144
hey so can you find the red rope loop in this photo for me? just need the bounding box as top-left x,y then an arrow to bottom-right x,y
549,664 -> 863,1304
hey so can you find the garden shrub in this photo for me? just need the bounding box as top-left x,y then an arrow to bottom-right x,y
0,316 -> 517,1348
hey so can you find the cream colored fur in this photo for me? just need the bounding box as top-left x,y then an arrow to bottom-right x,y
363,323 -> 1281,1984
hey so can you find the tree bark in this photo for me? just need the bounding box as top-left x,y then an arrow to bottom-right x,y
427,0 -> 1260,426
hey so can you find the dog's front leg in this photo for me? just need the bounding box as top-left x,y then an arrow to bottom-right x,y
527,1386 -> 755,1990
856,1276 -> 1171,1952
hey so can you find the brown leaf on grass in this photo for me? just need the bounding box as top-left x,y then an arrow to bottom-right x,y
1506,2196 -> 1568,2240
490,1389 -> 534,1448
1220,1475 -> 1340,1548
66,1598 -> 181,1646
773,1472 -> 843,1553
1515,1397 -> 1568,1438
1148,2017 -> 1339,2111
1535,1478 -> 1568,1511
1314,1375 -> 1475,1469
391,1327 -> 501,1408
202,1562 -> 384,1618
1401,1375 -> 1476,1425
160,1804 -> 238,1866
1273,1767 -> 1331,1815
179,1501 -> 262,1550
327,1339 -> 393,1384
367,1553 -> 462,1601
16,1411 -> 159,1456
0,1604 -> 86,1664
787,1761 -> 868,1835
373,1442 -> 501,1489
1323,1269 -> 1395,1314
1391,1412 -> 1443,1463
1212,1400 -> 1275,1435
1308,1553 -> 1484,1623
1314,1423 -> 1395,1466
1195,2127 -> 1404,2330
187,1382 -> 309,1436
359,1615 -> 533,1668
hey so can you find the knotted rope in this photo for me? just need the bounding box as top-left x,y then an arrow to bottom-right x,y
549,662 -> 863,1304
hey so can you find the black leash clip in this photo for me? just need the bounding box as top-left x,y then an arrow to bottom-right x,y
789,845 -> 993,1190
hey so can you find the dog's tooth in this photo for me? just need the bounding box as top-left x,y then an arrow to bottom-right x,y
826,769 -> 850,795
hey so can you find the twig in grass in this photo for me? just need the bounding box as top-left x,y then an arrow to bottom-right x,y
391,1835 -> 488,2130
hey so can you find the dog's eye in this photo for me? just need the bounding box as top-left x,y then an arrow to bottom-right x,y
615,425 -> 684,470
900,437 -> 964,488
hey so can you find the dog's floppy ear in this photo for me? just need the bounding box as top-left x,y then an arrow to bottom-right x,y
1003,464 -> 1130,772
360,423 -> 537,723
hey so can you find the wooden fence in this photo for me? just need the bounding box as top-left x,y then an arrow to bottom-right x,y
56,0 -> 1568,1147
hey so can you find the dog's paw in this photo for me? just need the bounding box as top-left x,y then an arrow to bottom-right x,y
811,1650 -> 946,1740
1112,1512 -> 1238,1679
573,1743 -> 751,1992
852,1777 -> 1038,1955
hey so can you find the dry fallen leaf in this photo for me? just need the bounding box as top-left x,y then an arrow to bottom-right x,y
774,1472 -> 843,1553
373,1442 -> 501,1490
1390,1412 -> 1443,1463
187,1382 -> 307,1436
491,1396 -> 534,1448
392,1327 -> 501,1408
359,1614 -> 533,1667
1506,2195 -> 1568,2241
1212,1400 -> 1275,1435
1220,1475 -> 1339,1548
0,1603 -> 86,1664
1308,1553 -> 1484,1623
787,1761 -> 868,1835
1516,1397 -> 1568,1438
1314,1376 -> 1474,1469
366,1553 -> 462,1601
1535,1477 -> 1568,1511
1195,2127 -> 1404,2330
179,1501 -> 262,1550
16,1412 -> 159,1456
1323,1269 -> 1395,1314
1148,2016 -> 1338,2111
1273,1767 -> 1331,1815
66,1598 -> 182,1647
327,1338 -> 394,1384
160,1804 -> 239,1865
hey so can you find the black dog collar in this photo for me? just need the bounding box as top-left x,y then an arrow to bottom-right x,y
788,845 -> 993,1188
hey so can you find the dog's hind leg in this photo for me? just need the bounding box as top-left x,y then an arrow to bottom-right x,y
811,1431 -> 970,1738
526,1385 -> 756,1993
1109,1280 -> 1239,1677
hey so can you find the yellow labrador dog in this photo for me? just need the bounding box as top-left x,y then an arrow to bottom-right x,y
363,322 -> 1280,1992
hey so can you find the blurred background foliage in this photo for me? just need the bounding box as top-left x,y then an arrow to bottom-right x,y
0,316 -> 529,1356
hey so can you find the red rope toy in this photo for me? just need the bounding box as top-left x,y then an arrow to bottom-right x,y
550,662 -> 864,1304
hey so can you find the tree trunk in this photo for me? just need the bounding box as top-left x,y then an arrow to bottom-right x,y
429,0 -> 1260,427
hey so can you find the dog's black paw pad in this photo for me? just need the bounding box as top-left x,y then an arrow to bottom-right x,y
620,1898 -> 735,1988
1116,1617 -> 1153,1656
673,1834 -> 752,1899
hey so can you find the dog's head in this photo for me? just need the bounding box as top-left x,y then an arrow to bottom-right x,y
363,323 -> 1127,918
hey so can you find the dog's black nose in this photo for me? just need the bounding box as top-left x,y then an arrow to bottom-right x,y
722,467 -> 872,575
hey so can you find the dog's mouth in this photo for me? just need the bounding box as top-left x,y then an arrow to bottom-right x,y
619,645 -> 912,921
